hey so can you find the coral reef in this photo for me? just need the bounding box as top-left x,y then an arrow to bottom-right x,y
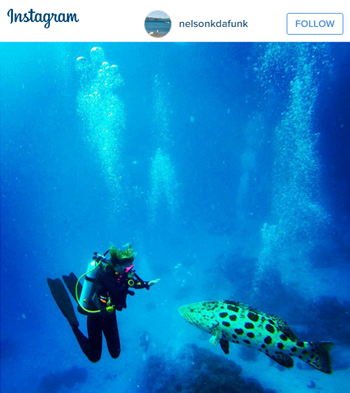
143,344 -> 275,393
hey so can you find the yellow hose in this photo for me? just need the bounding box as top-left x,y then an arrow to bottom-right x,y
75,260 -> 103,314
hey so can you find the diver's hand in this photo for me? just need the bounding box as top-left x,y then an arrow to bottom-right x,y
148,278 -> 160,287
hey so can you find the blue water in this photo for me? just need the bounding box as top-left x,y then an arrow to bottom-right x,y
145,20 -> 171,35
1,43 -> 350,393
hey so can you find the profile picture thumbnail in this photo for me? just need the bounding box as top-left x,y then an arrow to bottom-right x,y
145,11 -> 171,38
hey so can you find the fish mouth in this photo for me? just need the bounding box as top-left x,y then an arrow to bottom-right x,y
178,305 -> 188,318
178,305 -> 194,323
179,304 -> 216,334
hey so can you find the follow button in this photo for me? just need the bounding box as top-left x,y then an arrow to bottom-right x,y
287,13 -> 344,35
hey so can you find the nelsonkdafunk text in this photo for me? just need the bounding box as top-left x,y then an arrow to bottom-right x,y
7,9 -> 79,29
179,20 -> 248,28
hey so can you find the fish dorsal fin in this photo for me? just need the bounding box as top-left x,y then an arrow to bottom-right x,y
266,353 -> 294,368
209,324 -> 222,346
224,300 -> 261,314
224,300 -> 247,309
266,314 -> 299,341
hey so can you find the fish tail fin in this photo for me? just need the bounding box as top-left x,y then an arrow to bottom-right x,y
302,341 -> 334,374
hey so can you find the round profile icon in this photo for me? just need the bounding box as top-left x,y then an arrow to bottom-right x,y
145,11 -> 171,38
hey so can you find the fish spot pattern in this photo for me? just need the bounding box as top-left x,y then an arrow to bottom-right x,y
245,322 -> 254,329
264,336 -> 272,345
248,312 -> 259,322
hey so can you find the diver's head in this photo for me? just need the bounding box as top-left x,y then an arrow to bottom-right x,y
109,243 -> 135,270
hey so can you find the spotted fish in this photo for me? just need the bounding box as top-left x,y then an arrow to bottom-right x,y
179,300 -> 333,374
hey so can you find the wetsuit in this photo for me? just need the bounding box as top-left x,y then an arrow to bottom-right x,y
72,266 -> 149,362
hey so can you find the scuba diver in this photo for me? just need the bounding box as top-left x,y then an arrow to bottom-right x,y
47,244 -> 160,362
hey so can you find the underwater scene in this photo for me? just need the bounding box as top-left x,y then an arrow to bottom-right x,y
1,42 -> 350,393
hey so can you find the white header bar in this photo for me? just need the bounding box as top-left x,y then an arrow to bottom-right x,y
0,0 -> 348,42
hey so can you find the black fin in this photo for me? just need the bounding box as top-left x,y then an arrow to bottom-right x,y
219,339 -> 229,355
47,278 -> 79,327
266,352 -> 294,368
63,273 -> 81,300
62,273 -> 88,316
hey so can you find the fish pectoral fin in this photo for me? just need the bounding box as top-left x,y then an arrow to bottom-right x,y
209,325 -> 222,346
265,353 -> 294,368
219,339 -> 230,355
